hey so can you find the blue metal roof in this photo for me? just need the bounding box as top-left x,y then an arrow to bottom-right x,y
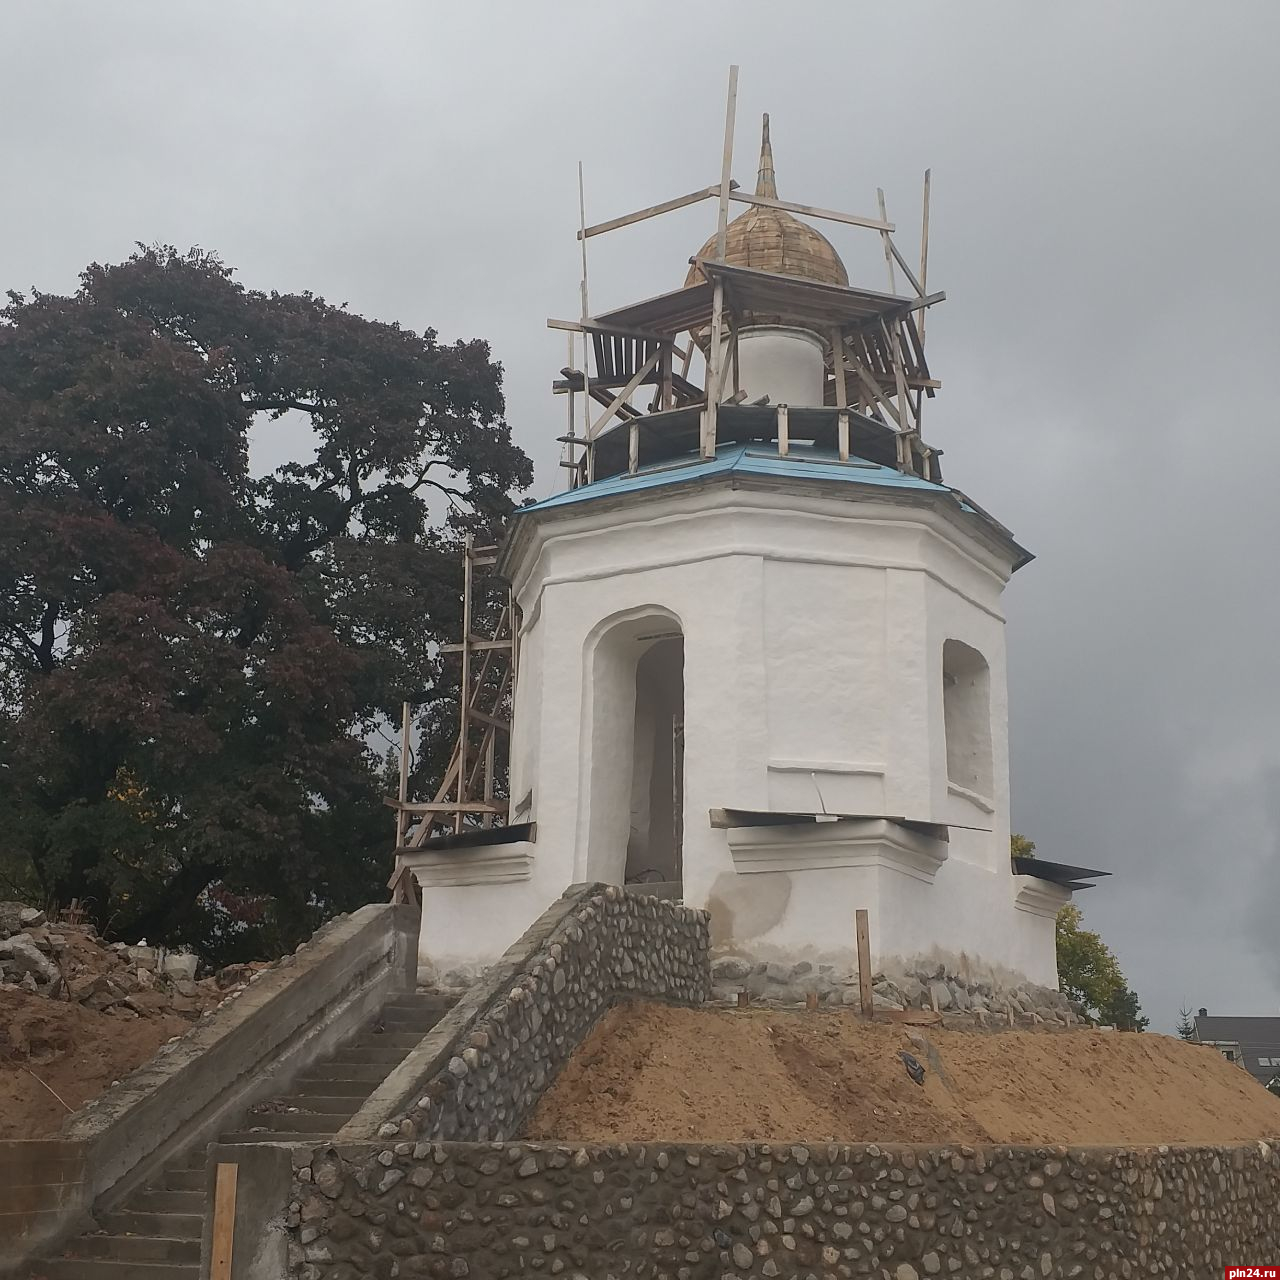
524,441 -> 950,514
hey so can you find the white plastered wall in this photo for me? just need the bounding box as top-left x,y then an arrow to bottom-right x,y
413,480 -> 1062,988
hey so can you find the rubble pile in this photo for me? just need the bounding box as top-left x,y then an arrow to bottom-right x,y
0,899 -> 264,1026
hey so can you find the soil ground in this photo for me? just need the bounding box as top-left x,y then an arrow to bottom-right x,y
526,1001 -> 1280,1146
0,988 -> 191,1138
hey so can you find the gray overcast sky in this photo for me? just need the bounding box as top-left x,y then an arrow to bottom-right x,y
4,1 -> 1278,1031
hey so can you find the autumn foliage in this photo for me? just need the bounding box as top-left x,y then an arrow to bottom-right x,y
0,246 -> 531,959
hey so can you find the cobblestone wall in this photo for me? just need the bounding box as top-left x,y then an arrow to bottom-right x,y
353,884 -> 709,1146
287,1138 -> 1280,1279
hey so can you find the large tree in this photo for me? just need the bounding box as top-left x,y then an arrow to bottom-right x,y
0,246 -> 531,959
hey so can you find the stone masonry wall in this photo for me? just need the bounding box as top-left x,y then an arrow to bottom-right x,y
360,884 -> 709,1147
287,1139 -> 1280,1279
710,958 -> 1083,1028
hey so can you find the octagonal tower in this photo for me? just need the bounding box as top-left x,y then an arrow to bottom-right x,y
398,91 -> 1090,991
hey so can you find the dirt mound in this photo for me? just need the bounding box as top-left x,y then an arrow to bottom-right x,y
526,1001 -> 1280,1146
0,909 -> 269,1139
0,988 -> 194,1139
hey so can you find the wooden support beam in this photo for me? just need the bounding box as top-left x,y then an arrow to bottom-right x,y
547,317 -> 669,343
385,799 -> 508,815
876,189 -> 896,294
776,403 -> 789,457
918,168 -> 932,347
830,327 -> 849,462
845,339 -> 905,431
440,638 -> 512,653
715,66 -> 739,263
456,535 -> 474,834
888,237 -> 928,298
396,701 -> 410,849
728,189 -> 894,233
577,183 -> 730,240
703,278 -> 726,458
587,347 -> 662,439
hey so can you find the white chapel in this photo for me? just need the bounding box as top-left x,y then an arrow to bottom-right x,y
397,92 -> 1087,993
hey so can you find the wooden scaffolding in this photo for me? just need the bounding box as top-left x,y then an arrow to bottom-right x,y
386,535 -> 516,902
550,65 -> 943,489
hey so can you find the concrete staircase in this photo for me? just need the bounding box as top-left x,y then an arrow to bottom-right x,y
30,992 -> 451,1279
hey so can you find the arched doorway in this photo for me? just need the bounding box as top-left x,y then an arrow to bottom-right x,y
625,635 -> 684,890
580,611 -> 685,894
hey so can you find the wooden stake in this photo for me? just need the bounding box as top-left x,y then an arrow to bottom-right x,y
396,701 -> 410,848
737,989 -> 749,1009
210,1162 -> 238,1280
776,403 -> 789,457
456,535 -> 474,835
805,991 -> 819,1012
855,909 -> 873,1019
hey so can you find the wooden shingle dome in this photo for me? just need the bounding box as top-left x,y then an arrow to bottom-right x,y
685,114 -> 849,293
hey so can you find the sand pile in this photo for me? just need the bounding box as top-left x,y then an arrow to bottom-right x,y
527,1001 -> 1280,1146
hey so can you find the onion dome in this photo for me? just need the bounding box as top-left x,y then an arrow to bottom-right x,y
684,114 -> 849,294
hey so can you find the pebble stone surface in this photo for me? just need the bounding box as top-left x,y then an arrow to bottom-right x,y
289,1139 -> 1280,1278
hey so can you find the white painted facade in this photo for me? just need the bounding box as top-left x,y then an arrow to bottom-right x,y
405,472 -> 1066,989
716,326 -> 828,407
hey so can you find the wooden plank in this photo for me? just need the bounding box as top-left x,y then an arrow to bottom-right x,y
210,1162 -> 238,1280
564,331 -> 577,489
856,909 -> 873,1018
456,535 -> 473,835
396,701 -> 410,849
577,183 -> 725,240
587,347 -> 662,440
577,161 -> 590,320
918,168 -> 932,346
703,278 -> 725,457
628,420 -> 639,474
385,800 -> 507,815
877,189 -> 896,293
888,237 -> 928,298
845,342 -> 905,430
715,65 -> 739,263
440,638 -> 512,653
728,189 -> 894,233
830,327 -> 849,462
776,403 -> 789,457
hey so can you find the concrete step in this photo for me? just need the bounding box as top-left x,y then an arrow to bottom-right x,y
98,1211 -> 204,1241
298,1064 -> 390,1087
130,1190 -> 205,1216
264,1094 -> 363,1116
351,1031 -> 423,1050
31,1259 -> 198,1280
218,1130 -> 336,1144
238,1110 -> 352,1134
153,1168 -> 203,1193
71,1235 -> 201,1264
388,993 -> 455,1011
325,1047 -> 408,1067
